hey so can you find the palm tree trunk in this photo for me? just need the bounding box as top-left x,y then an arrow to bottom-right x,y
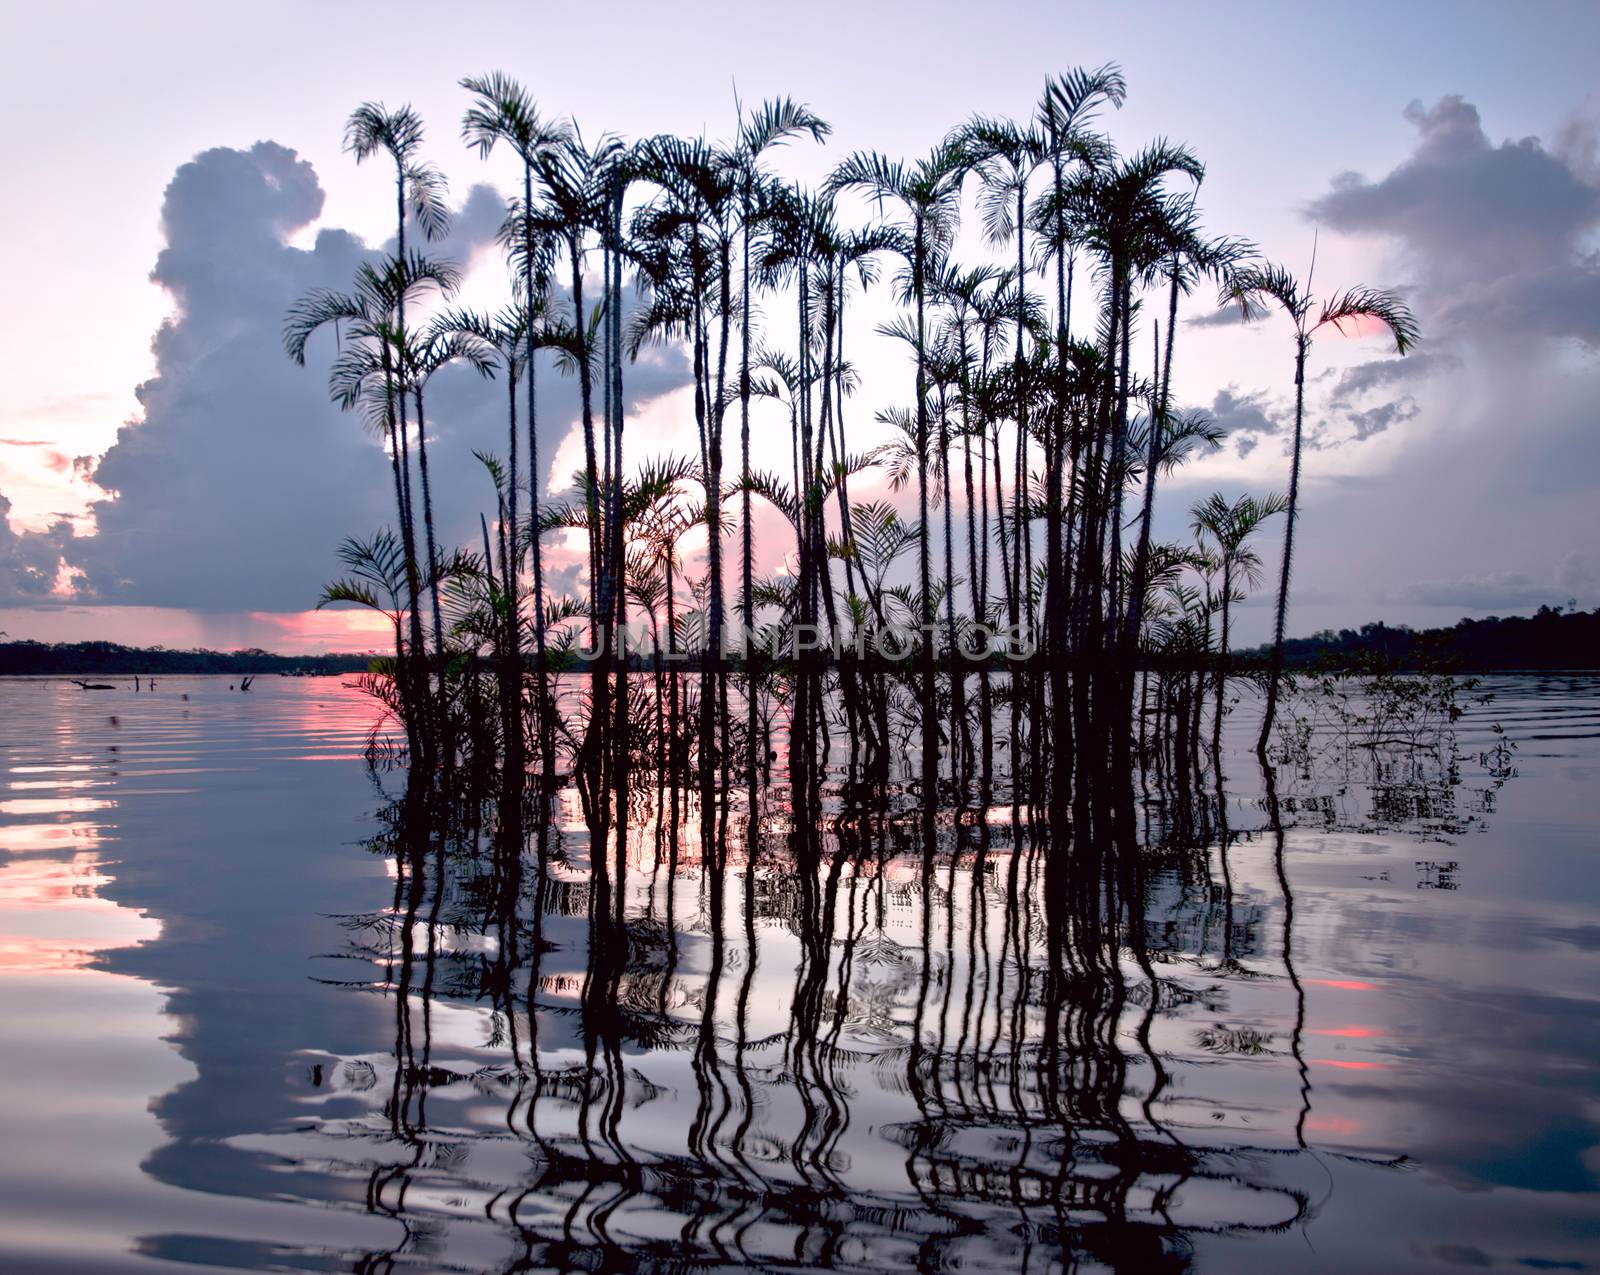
1258,339 -> 1308,754
828,267 -> 863,605
412,387 -> 445,661
1124,267 -> 1181,655
389,185 -> 430,756
570,237 -> 601,641
1213,562 -> 1231,756
993,423 -> 1014,627
740,189 -> 757,793
938,388 -> 965,785
914,218 -> 937,821
1014,183 -> 1032,641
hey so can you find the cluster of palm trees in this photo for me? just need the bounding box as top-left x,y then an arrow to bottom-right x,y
283,66 -> 1416,818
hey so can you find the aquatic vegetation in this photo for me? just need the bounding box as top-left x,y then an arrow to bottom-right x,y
283,65 -> 1418,819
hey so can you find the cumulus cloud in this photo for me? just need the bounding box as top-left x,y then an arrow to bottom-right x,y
0,490 -> 75,603
1310,95 -> 1600,348
1180,96 -> 1600,640
4,141 -> 691,613
65,142 -> 398,610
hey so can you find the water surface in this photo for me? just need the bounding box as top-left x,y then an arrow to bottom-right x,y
1,673 -> 1596,1273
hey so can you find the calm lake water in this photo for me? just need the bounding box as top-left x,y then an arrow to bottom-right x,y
0,673 -> 1596,1273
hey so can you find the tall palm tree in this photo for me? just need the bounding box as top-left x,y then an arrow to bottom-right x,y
632,134 -> 758,851
460,73 -> 573,780
1030,67 -> 1124,729
754,186 -> 859,650
344,104 -> 452,657
1221,263 -> 1417,753
727,100 -> 829,783
1061,139 -> 1204,673
961,116 -> 1044,642
285,252 -> 460,734
932,265 -> 1002,624
1033,66 -> 1126,348
431,306 -> 535,775
823,223 -> 899,599
829,140 -> 968,795
537,131 -> 628,641
1122,209 -> 1253,653
1191,491 -> 1289,752
407,326 -> 496,656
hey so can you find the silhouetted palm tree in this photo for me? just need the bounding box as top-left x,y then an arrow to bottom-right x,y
830,141 -> 968,793
1222,262 -> 1417,752
1191,490 -> 1289,751
285,252 -> 461,726
728,101 -> 829,778
460,72 -> 573,771
344,103 -> 452,657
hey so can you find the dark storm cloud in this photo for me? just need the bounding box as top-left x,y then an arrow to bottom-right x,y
13,142 -> 690,612
1128,94 -> 1600,636
1279,96 -> 1600,621
1158,96 -> 1600,637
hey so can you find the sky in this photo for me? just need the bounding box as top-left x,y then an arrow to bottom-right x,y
1,0 -> 1597,652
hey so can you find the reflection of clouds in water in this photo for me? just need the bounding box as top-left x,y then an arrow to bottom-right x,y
0,852 -> 160,973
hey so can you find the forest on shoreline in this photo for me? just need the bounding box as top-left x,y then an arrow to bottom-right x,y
0,640 -> 371,677
1234,604 -> 1600,672
4,606 -> 1594,677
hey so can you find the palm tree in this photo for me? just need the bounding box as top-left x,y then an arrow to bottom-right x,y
460,73 -> 573,780
727,101 -> 829,783
1191,491 -> 1289,752
284,252 -> 461,734
325,311 -> 490,661
1033,66 -> 1126,348
402,325 -> 496,657
932,265 -> 1003,625
1066,141 -> 1204,643
829,140 -> 968,794
343,105 -> 452,657
629,135 -> 744,851
961,116 -> 1044,641
756,186 -> 866,651
1030,68 -> 1124,729
536,131 -> 627,641
822,223 -> 899,600
962,67 -> 1126,649
1221,262 -> 1417,752
1122,210 -> 1253,653
448,309 -> 533,784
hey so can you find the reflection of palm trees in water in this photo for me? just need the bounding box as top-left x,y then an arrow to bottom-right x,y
305,675 -> 1377,1273
1261,753 -> 1313,1151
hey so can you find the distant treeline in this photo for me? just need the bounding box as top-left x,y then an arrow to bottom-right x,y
4,607 -> 1595,678
0,640 -> 375,677
1236,605 -> 1600,672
